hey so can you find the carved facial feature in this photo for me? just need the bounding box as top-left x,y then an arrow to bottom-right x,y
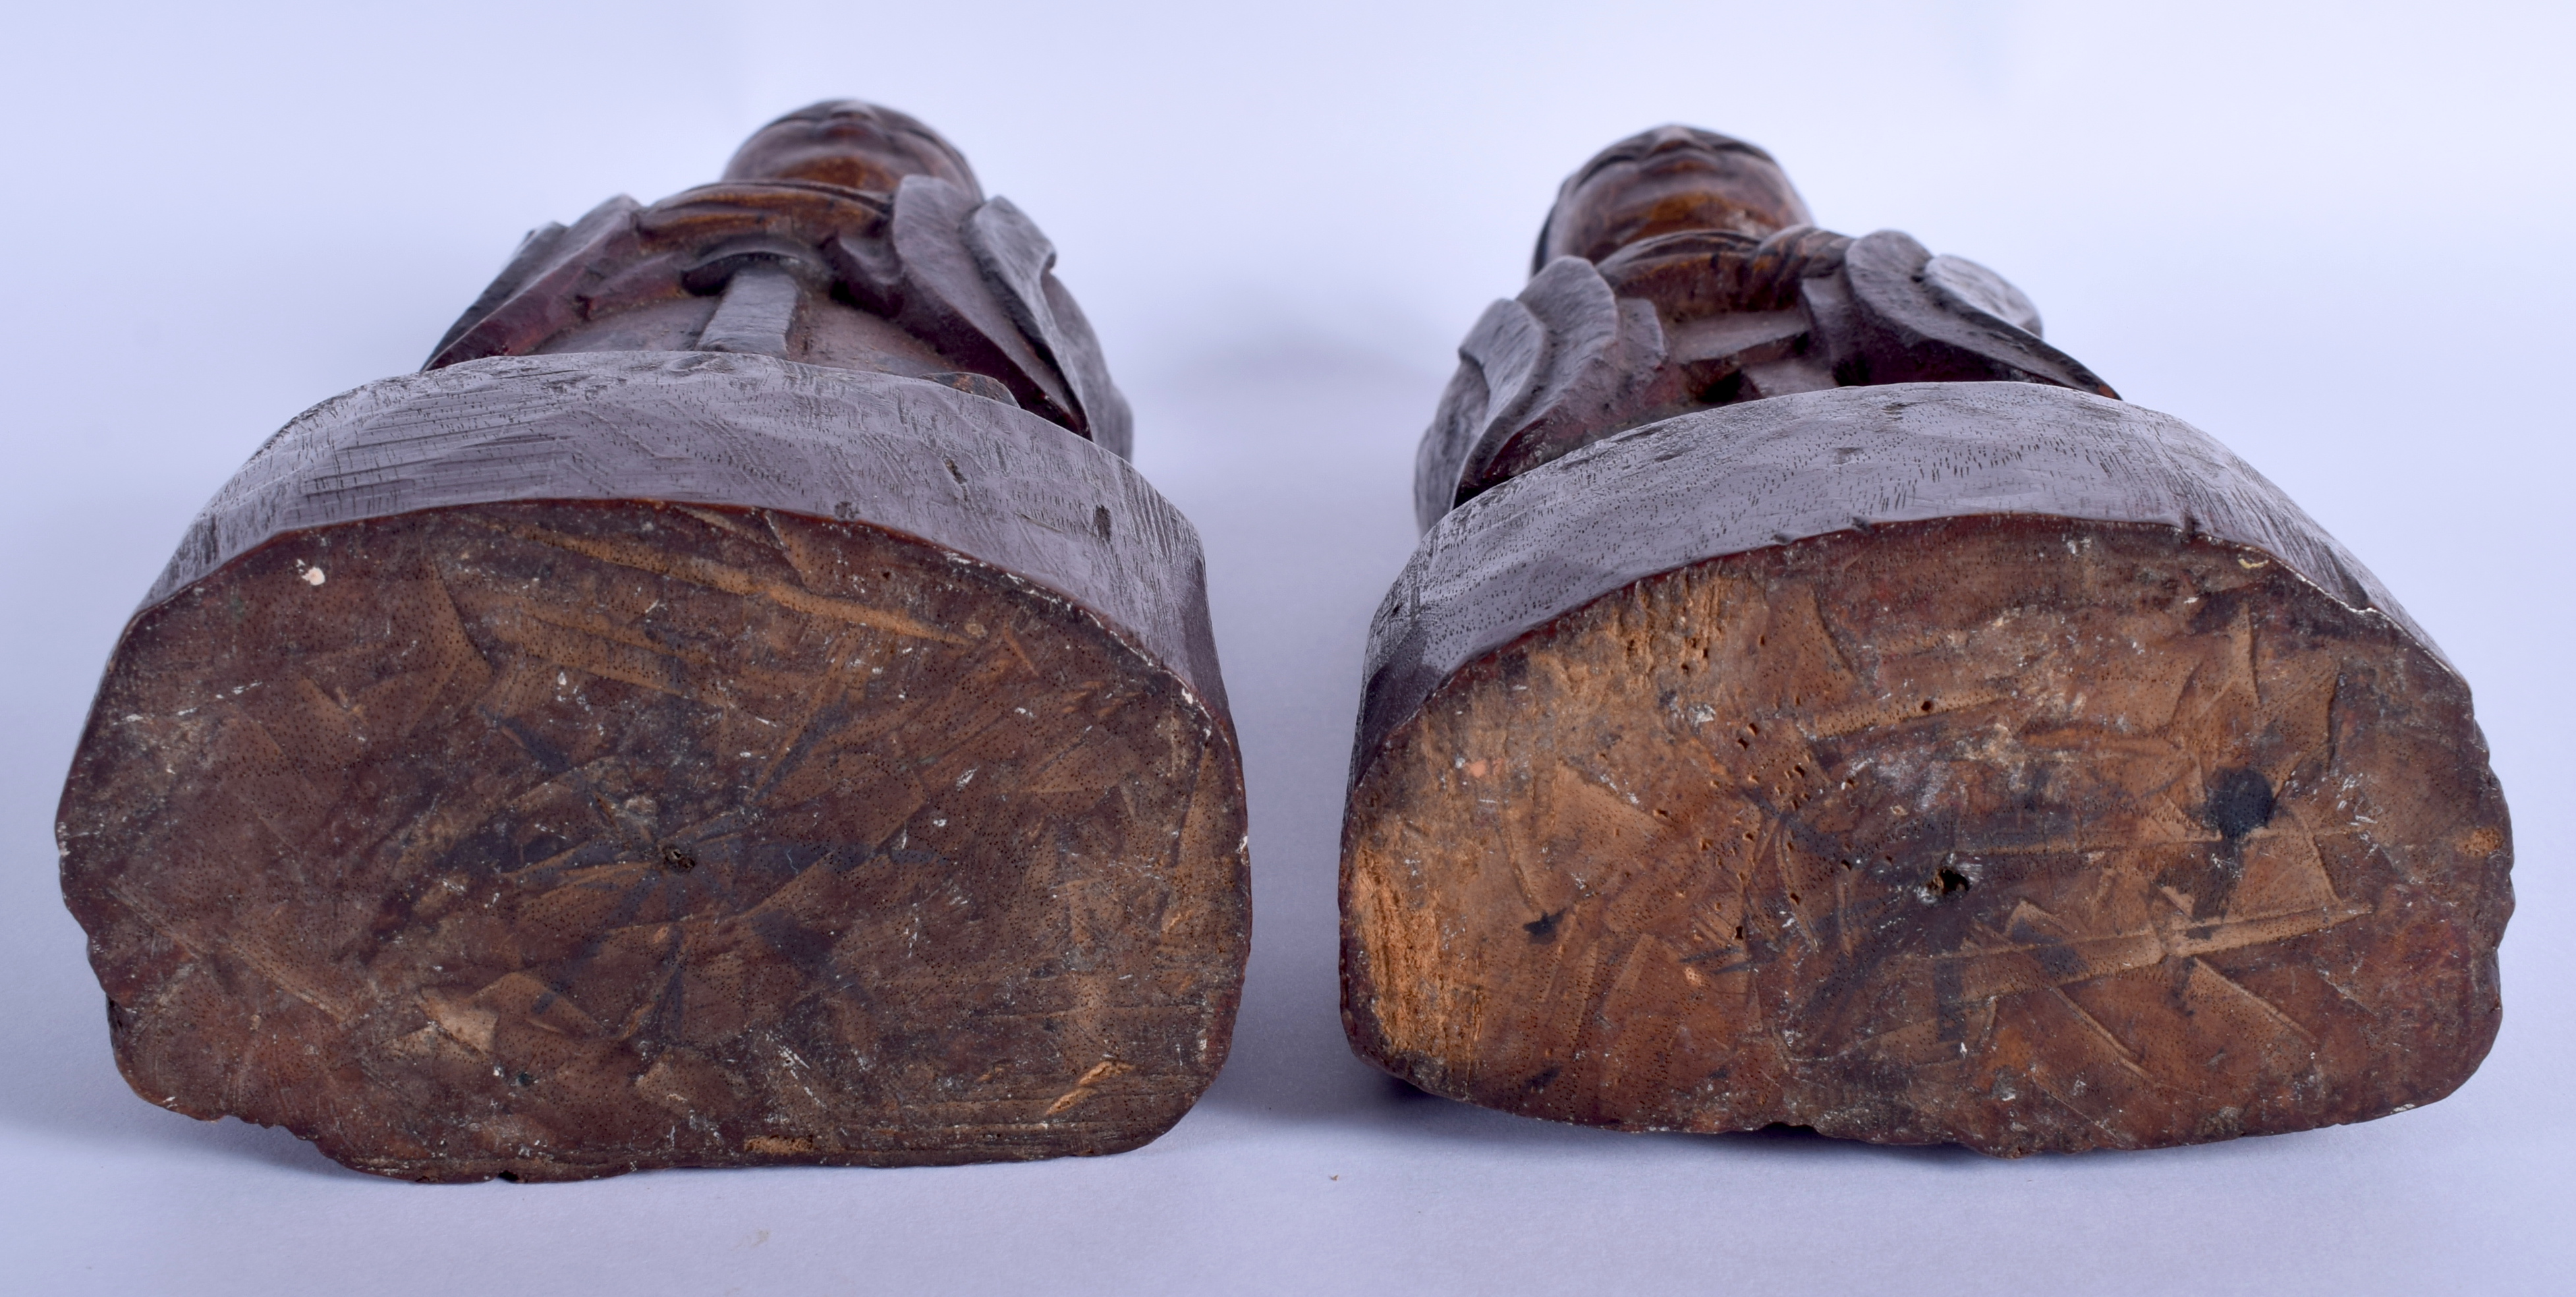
722,100 -> 982,198
1537,126 -> 1814,271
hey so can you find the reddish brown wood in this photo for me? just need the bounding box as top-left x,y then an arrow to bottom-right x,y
1416,127 -> 2110,531
1347,131 -> 2511,1155
1531,125 -> 1816,269
427,100 -> 1130,455
58,104 -> 1243,1180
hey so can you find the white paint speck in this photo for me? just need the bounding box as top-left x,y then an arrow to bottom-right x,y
301,567 -> 326,587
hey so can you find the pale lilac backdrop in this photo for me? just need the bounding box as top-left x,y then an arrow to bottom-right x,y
3,2 -> 2569,1291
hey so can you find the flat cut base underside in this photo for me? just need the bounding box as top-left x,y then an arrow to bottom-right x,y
1345,515 -> 2509,1155
61,500 -> 1246,1181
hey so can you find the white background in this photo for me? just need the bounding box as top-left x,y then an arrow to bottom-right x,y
3,2 -> 2570,1292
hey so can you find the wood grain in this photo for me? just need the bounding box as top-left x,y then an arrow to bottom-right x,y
1364,126 -> 2509,1151
68,499 -> 1245,1180
1349,382 -> 2510,1154
57,102 -> 1237,1180
1417,127 -> 2113,531
138,354 -> 1221,711
425,161 -> 1133,455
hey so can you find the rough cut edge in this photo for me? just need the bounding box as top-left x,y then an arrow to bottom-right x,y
81,502 -> 1251,1182
1341,518 -> 2509,1155
144,351 -> 1224,719
1355,382 -> 2446,790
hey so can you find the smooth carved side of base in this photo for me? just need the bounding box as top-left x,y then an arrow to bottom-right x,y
61,500 -> 1247,1182
1343,517 -> 2509,1155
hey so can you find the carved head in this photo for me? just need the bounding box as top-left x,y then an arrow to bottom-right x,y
722,100 -> 982,198
1534,126 -> 1813,272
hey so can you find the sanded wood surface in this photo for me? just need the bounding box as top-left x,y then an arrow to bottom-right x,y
1347,382 -> 2510,1153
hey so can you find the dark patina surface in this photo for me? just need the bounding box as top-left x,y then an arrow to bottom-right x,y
1345,129 -> 2511,1153
59,103 -> 1246,1180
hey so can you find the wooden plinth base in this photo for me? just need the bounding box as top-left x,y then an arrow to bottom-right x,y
1345,385 -> 2509,1154
62,500 -> 1243,1181
59,353 -> 1245,1182
1347,517 -> 2508,1153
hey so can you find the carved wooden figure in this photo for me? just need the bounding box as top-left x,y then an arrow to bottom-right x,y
1343,127 -> 2511,1155
58,101 -> 1248,1182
